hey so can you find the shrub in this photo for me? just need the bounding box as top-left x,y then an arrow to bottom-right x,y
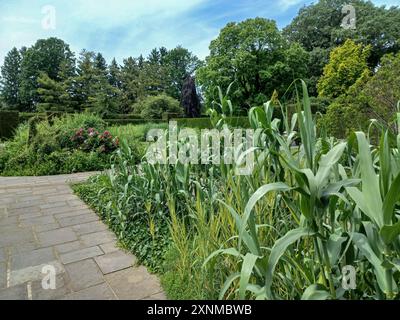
19,112 -> 46,123
136,94 -> 183,119
62,151 -> 109,173
0,110 -> 19,139
73,173 -> 171,272
0,113 -> 113,176
320,100 -> 368,138
70,128 -> 119,153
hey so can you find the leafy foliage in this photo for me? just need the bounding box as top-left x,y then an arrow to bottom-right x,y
19,38 -> 75,111
0,114 -> 116,176
361,52 -> 400,128
317,40 -> 371,98
284,0 -> 400,92
135,94 -> 183,119
197,18 -> 309,111
74,82 -> 400,301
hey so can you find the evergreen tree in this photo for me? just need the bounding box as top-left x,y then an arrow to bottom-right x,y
74,50 -> 119,116
317,39 -> 371,99
0,48 -> 22,110
95,53 -> 107,76
18,37 -> 75,111
180,75 -> 200,117
119,57 -> 140,113
37,72 -> 72,112
108,58 -> 121,89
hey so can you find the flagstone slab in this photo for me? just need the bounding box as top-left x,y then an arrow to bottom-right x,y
64,259 -> 104,291
94,251 -> 135,274
0,172 -> 165,300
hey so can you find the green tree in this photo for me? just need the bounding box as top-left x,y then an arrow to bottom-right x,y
37,73 -> 76,112
95,53 -> 107,76
119,57 -> 141,113
108,58 -> 121,89
317,39 -> 371,98
0,48 -> 22,110
18,37 -> 75,111
284,0 -> 400,92
320,69 -> 372,138
139,61 -> 167,96
361,52 -> 400,128
135,94 -> 183,119
164,46 -> 202,99
74,50 -> 119,116
197,18 -> 309,111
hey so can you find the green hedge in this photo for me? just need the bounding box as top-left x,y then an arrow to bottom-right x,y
105,119 -> 166,125
286,97 -> 332,115
0,111 -> 20,139
162,112 -> 183,120
172,117 -> 250,129
106,113 -> 143,120
19,112 -> 45,123
2,112 -> 250,137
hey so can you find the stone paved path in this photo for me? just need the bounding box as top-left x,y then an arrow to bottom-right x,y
0,172 -> 166,300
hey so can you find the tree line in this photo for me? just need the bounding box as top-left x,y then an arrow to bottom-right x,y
0,39 -> 202,116
1,0 -> 399,125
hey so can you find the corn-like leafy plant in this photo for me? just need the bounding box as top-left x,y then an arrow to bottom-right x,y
78,81 -> 400,299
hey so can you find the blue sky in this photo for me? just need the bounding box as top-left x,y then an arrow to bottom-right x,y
0,0 -> 398,65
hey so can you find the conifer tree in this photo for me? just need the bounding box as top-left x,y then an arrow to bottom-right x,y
0,48 -> 22,110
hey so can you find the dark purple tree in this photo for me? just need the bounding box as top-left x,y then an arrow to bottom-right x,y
180,75 -> 200,118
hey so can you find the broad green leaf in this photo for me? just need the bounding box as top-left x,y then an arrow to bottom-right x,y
380,221 -> 400,245
382,172 -> 400,225
379,131 -> 391,197
352,232 -> 394,294
347,187 -> 379,227
241,182 -> 291,251
239,253 -> 260,299
249,107 -> 267,129
327,234 -> 347,265
219,273 -> 240,300
265,227 -> 313,299
354,132 -> 383,227
322,179 -> 360,198
301,284 -> 331,300
315,142 -> 347,187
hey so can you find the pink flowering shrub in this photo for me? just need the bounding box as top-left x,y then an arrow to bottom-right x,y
70,128 -> 119,153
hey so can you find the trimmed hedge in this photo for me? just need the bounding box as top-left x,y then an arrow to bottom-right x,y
106,117 -> 250,129
106,113 -> 143,120
1,111 -> 250,138
172,117 -> 250,129
19,112 -> 46,123
0,111 -> 20,139
105,119 -> 166,125
162,112 -> 182,121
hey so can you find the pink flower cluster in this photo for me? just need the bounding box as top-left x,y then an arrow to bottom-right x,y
71,128 -> 119,153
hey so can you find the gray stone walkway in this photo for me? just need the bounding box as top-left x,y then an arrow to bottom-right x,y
0,172 -> 165,300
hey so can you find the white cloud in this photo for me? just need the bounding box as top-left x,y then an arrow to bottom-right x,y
278,0 -> 304,10
0,0 -> 398,65
2,16 -> 39,24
